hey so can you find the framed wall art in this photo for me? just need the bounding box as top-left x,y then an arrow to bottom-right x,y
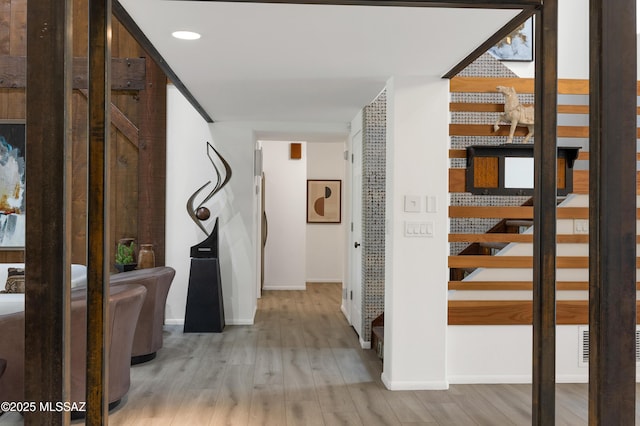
307,179 -> 341,224
488,16 -> 534,62
0,121 -> 25,248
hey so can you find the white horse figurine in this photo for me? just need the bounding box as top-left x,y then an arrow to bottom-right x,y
493,86 -> 534,144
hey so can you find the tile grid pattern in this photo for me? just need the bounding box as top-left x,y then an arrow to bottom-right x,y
361,90 -> 386,342
450,53 -> 532,254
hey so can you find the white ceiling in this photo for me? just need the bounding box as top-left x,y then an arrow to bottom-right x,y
120,1 -> 521,132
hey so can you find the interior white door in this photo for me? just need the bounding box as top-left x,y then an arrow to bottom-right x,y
350,129 -> 363,338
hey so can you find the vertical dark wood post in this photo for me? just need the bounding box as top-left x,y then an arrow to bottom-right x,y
24,0 -> 73,424
532,1 -> 557,424
87,0 -> 111,422
588,0 -> 637,423
138,56 -> 167,266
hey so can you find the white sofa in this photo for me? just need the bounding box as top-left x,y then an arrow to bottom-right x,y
0,264 -> 87,315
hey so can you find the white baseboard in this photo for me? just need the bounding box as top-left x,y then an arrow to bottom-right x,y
165,317 -> 255,326
226,318 -> 255,325
448,374 -> 622,384
340,304 -> 351,323
448,374 -> 532,384
360,337 -> 371,349
556,374 -> 588,383
262,285 -> 306,291
381,372 -> 449,390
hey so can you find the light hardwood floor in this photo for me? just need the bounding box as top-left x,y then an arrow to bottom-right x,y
2,282 -> 639,425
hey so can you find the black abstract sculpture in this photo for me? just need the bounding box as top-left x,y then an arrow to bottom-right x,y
186,141 -> 232,236
184,142 -> 232,333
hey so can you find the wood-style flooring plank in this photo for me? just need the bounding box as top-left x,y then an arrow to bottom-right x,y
332,347 -> 376,384
283,347 -> 317,402
347,382 -> 402,426
384,391 -> 438,423
446,384 -> 517,425
316,384 -> 359,414
208,364 -> 255,426
285,400 -> 325,426
421,401 -> 480,426
321,410 -> 365,426
252,344 -> 283,386
470,383 -> 531,425
248,383 -> 286,426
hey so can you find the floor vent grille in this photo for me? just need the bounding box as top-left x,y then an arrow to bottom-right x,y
579,326 -> 640,367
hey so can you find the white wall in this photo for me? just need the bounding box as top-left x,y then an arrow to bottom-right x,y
306,142 -> 346,283
502,0 -> 589,79
262,141 -> 307,290
449,326 -> 640,383
165,85 -> 257,325
165,85 -> 215,324
505,0 -> 640,80
383,76 -> 450,390
210,122 -> 259,324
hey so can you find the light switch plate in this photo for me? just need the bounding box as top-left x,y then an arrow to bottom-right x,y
404,221 -> 434,238
574,219 -> 589,234
426,196 -> 437,213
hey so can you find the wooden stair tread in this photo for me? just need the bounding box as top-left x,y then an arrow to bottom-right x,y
372,326 -> 384,340
504,219 -> 534,227
479,242 -> 508,250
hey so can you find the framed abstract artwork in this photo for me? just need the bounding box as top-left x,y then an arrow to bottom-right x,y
0,122 -> 25,248
307,180 -> 341,223
488,17 -> 534,62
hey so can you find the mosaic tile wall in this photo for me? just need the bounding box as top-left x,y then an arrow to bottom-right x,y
356,54 -> 529,338
450,53 -> 532,254
361,89 -> 386,342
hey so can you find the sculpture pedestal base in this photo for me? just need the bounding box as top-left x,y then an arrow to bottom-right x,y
184,258 -> 225,333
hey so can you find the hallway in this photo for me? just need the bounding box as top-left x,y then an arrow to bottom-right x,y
0,283 -> 631,425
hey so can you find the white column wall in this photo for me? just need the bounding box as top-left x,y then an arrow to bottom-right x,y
165,85 -> 257,325
262,141 -> 307,290
382,76 -> 450,390
209,122 -> 259,324
306,142 -> 346,283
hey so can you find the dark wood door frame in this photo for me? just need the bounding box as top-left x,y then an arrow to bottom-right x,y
532,1 -> 558,424
589,0 -> 637,424
25,0 -> 73,424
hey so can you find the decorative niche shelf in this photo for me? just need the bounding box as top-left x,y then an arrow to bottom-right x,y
465,144 -> 580,196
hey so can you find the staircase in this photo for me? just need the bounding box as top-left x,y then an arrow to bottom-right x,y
449,196 -> 570,281
450,198 -> 534,281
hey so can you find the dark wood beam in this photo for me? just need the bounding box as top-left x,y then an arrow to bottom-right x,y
177,0 -> 541,8
532,2 -> 558,423
112,0 -> 214,123
75,57 -> 144,90
24,0 -> 73,424
137,54 -> 167,266
443,10 -> 533,78
588,0 -> 637,424
0,56 -> 145,90
86,0 -> 111,422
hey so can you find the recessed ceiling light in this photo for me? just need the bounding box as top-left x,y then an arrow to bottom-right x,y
172,31 -> 201,40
